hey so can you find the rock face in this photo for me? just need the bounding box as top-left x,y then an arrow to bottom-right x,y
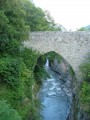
50,58 -> 70,79
50,58 -> 75,95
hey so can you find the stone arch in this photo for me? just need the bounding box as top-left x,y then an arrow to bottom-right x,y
37,51 -> 75,76
24,31 -> 90,79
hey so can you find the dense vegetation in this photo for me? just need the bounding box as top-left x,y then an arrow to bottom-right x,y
23,0 -> 61,31
79,57 -> 90,116
0,0 -> 62,119
0,100 -> 22,120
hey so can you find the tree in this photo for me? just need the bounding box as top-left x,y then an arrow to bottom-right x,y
22,0 -> 61,31
0,0 -> 29,55
0,100 -> 22,120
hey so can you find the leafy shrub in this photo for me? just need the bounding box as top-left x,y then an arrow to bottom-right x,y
80,62 -> 90,82
0,100 -> 22,120
80,60 -> 90,113
34,65 -> 49,85
0,56 -> 20,88
21,47 -> 40,70
0,55 -> 36,119
18,60 -> 33,99
80,81 -> 90,113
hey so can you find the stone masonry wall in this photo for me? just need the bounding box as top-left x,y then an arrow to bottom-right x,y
24,31 -> 90,78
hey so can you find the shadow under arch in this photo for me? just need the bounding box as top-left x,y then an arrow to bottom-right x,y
34,51 -> 76,86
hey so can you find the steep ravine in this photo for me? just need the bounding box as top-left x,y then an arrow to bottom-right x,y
49,58 -> 78,120
49,57 -> 89,120
35,51 -> 88,120
38,59 -> 71,120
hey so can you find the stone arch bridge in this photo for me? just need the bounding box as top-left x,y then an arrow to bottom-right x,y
24,31 -> 90,77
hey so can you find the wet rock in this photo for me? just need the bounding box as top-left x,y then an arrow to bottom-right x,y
50,58 -> 70,78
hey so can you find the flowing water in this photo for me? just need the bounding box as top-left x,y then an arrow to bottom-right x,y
39,59 -> 70,120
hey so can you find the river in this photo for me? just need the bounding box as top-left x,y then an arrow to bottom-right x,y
38,59 -> 71,120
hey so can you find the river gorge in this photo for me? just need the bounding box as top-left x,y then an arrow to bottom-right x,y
33,51 -> 90,120
33,51 -> 78,120
38,59 -> 71,120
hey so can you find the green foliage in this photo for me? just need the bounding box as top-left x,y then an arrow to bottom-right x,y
0,100 -> 21,120
22,0 -> 61,31
34,64 -> 49,85
80,60 -> 90,113
21,47 -> 40,70
0,56 -> 20,88
80,62 -> 90,82
19,60 -> 34,99
80,81 -> 90,113
0,51 -> 40,119
69,66 -> 75,76
26,100 -> 41,120
0,0 -> 29,55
